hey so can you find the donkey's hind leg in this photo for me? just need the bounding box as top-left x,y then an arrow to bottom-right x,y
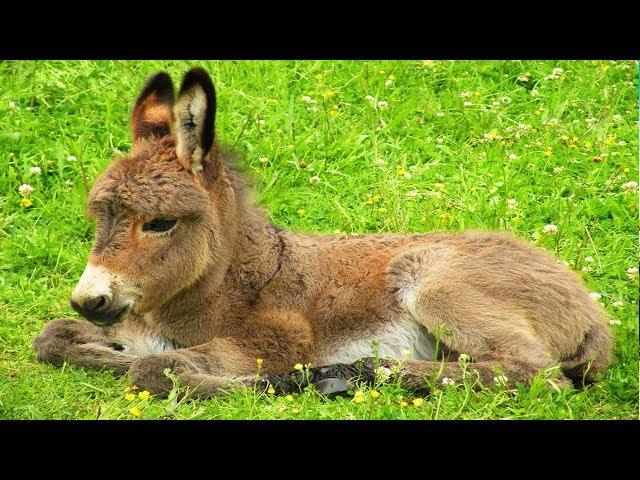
33,317 -> 136,374
386,248 -> 571,390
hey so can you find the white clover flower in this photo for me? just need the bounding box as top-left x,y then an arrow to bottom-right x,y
626,267 -> 638,279
609,319 -> 622,326
611,114 -> 623,122
406,189 -> 419,199
18,184 -> 34,196
259,156 -> 269,164
377,100 -> 389,110
552,67 -> 564,75
65,180 -> 74,187
516,74 -> 530,82
256,119 -> 265,126
458,353 -> 470,363
375,366 -> 392,383
479,152 -> 487,159
621,181 -> 638,191
67,155 -> 77,162
618,140 -> 627,146
364,95 -> 376,106
29,166 -> 42,175
492,101 -> 501,107
463,101 -> 473,107
584,256 -> 595,263
385,79 -> 393,87
8,101 -> 17,109
530,89 -> 539,97
493,375 -> 509,384
507,198 -> 517,211
436,137 -> 444,144
543,224 -> 558,235
460,91 -> 472,98
612,300 -> 624,308
441,377 -> 455,386
589,292 -> 602,301
300,95 -> 313,103
500,96 -> 512,104
553,166 -> 564,174
435,111 -> 445,117
508,153 -> 518,160
308,175 -> 320,185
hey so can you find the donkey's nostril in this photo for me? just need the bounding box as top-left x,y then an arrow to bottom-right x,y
93,295 -> 107,310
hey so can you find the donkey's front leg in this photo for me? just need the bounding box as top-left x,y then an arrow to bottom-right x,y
33,318 -> 136,374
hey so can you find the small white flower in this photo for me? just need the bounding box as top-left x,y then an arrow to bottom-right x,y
435,111 -> 445,117
458,353 -> 470,363
543,224 -> 558,235
441,377 -> 455,386
256,119 -> 265,126
300,95 -> 313,103
364,95 -> 376,106
492,101 -> 501,107
584,256 -> 595,263
500,96 -> 512,104
18,184 -> 34,196
621,181 -> 638,191
558,259 -> 570,267
493,375 -> 509,384
479,152 -> 487,159
67,155 -> 77,162
530,89 -> 539,97
617,140 -> 627,146
553,166 -> 564,174
611,114 -> 623,122
377,100 -> 389,110
308,175 -> 320,185
589,292 -> 602,301
625,266 -> 638,280
508,153 -> 518,160
385,79 -> 393,87
507,198 -> 517,211
375,366 -> 392,383
552,67 -> 564,76
259,156 -> 269,164
612,300 -> 624,308
436,137 -> 444,144
406,189 -> 419,199
65,180 -> 74,187
460,91 -> 472,98
609,319 -> 622,326
463,101 -> 473,107
29,166 -> 42,175
8,101 -> 17,109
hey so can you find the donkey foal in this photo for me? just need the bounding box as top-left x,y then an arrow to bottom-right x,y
33,68 -> 612,398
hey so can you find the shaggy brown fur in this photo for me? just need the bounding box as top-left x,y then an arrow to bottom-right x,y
33,68 -> 612,398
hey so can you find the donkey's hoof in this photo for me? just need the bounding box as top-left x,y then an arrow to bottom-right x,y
128,354 -> 182,398
314,378 -> 353,397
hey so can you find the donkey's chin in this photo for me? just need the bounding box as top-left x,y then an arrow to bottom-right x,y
83,303 -> 131,327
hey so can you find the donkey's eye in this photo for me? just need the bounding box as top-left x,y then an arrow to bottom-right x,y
142,218 -> 177,233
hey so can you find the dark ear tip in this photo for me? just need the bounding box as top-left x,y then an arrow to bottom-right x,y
180,67 -> 215,95
137,71 -> 174,104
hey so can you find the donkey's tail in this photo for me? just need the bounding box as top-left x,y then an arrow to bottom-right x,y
561,321 -> 613,386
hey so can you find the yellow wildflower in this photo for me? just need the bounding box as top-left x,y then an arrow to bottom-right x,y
285,395 -> 294,402
256,358 -> 263,368
412,398 -> 425,407
400,401 -> 408,407
370,390 -> 381,399
543,149 -> 552,157
294,363 -> 304,371
138,390 -> 150,400
396,166 -> 407,176
20,198 -> 32,207
125,393 -> 136,402
297,209 -> 305,216
278,406 -> 287,412
353,392 -> 365,404
378,207 -> 387,213
129,406 -> 141,417
322,89 -> 335,99
267,386 -> 275,395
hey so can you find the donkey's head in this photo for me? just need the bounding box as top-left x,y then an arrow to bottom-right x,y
71,68 -> 235,325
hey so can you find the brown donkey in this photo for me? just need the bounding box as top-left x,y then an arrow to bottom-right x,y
33,68 -> 612,398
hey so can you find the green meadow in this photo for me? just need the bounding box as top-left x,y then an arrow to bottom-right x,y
0,60 -> 637,419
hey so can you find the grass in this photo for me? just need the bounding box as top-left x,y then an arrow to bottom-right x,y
0,60 -> 637,420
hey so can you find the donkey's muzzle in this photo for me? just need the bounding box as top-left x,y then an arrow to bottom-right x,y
70,295 -> 128,326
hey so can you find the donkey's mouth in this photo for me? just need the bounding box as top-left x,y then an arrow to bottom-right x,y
75,303 -> 130,327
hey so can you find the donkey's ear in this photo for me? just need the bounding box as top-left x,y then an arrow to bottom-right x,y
131,72 -> 175,144
173,67 -> 216,173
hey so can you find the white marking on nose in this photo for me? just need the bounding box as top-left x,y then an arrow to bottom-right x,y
71,263 -> 116,304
